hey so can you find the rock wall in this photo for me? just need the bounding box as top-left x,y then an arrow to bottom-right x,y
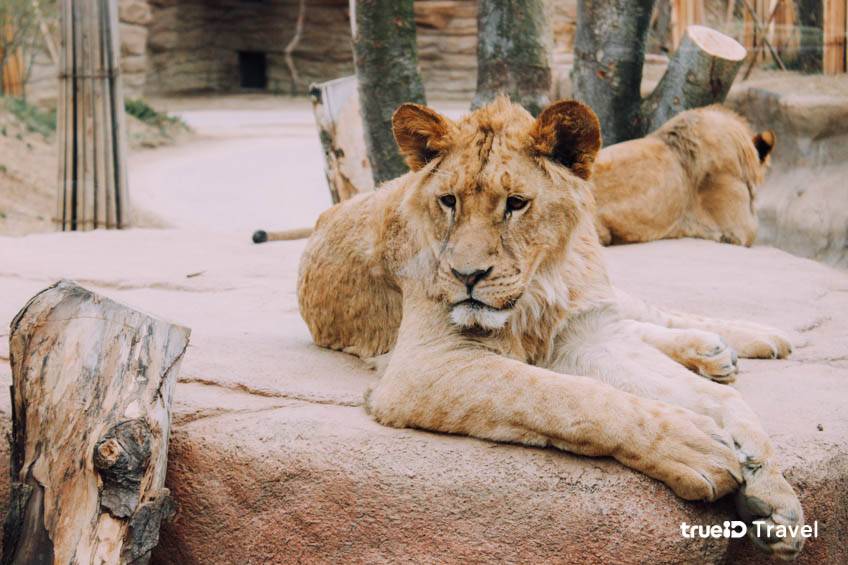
130,0 -> 580,100
726,73 -> 848,268
120,0 -> 154,97
144,0 -> 353,95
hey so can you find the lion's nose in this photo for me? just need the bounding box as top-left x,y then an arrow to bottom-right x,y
451,266 -> 493,292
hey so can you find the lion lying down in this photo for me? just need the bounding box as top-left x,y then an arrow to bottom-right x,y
593,105 -> 775,246
254,106 -> 775,248
295,97 -> 804,559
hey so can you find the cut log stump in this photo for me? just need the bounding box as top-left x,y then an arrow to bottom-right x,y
310,76 -> 374,204
3,281 -> 190,565
642,25 -> 747,134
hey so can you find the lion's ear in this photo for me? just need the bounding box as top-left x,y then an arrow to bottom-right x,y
392,104 -> 454,171
529,100 -> 601,180
753,130 -> 776,162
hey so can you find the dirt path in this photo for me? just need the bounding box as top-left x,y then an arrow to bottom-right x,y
129,96 -> 332,235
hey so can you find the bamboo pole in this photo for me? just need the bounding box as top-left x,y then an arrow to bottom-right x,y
824,0 -> 847,74
57,0 -> 129,231
1,20 -> 25,97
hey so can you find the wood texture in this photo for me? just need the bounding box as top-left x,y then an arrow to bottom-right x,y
572,0 -> 656,145
472,0 -> 551,116
575,2 -> 747,141
310,75 -> 374,204
57,0 -> 129,231
643,25 -> 746,133
352,0 -> 426,185
3,280 -> 190,565
824,0 -> 847,74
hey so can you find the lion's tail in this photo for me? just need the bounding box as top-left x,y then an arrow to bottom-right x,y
252,227 -> 314,244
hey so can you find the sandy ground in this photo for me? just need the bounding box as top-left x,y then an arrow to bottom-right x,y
129,94 -> 469,234
0,105 -> 186,236
129,96 -> 332,233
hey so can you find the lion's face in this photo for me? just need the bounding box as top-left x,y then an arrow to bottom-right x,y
392,98 -> 601,330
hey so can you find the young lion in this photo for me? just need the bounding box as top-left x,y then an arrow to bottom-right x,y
297,98 -> 803,559
593,106 -> 775,246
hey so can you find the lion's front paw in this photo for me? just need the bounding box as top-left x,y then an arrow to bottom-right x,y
669,330 -> 739,383
720,322 -> 792,360
736,463 -> 805,560
637,409 -> 742,502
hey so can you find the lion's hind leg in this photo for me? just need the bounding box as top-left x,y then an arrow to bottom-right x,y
621,320 -> 739,383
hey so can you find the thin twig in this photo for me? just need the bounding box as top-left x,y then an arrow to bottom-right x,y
284,0 -> 306,94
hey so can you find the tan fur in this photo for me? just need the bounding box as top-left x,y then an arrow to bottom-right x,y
592,106 -> 775,246
297,98 -> 803,558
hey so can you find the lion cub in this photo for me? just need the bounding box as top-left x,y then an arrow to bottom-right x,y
593,106 -> 775,246
296,98 -> 803,559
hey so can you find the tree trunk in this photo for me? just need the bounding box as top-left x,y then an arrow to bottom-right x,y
572,0 -> 655,145
3,281 -> 190,565
793,0 -> 823,73
472,0 -> 551,116
352,0 -> 426,185
642,25 -> 746,134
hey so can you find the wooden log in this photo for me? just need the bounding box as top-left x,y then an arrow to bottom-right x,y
3,280 -> 190,565
472,0 -> 552,116
352,0 -> 426,184
309,75 -> 374,204
642,25 -> 746,134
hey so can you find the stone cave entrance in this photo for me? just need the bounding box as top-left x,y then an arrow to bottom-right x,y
144,0 -> 351,95
238,51 -> 268,89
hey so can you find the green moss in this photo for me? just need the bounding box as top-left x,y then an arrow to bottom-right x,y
3,97 -> 56,137
125,98 -> 186,130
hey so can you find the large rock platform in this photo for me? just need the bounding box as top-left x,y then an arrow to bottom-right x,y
0,230 -> 846,564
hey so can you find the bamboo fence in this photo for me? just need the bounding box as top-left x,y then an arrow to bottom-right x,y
1,20 -> 24,96
56,0 -> 129,231
671,0 -> 846,74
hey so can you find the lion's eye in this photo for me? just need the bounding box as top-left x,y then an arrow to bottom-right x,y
506,196 -> 528,212
439,194 -> 456,209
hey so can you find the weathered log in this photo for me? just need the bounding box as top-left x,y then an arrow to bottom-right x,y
572,0 -> 655,145
310,75 -> 374,204
352,0 -> 426,185
642,25 -> 746,134
3,281 -> 190,565
472,0 -> 552,116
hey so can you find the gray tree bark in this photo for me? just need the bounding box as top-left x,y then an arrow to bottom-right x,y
642,25 -> 746,133
792,0 -> 823,73
472,0 -> 551,116
572,0 -> 655,145
573,1 -> 747,144
352,0 -> 426,185
3,281 -> 189,565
